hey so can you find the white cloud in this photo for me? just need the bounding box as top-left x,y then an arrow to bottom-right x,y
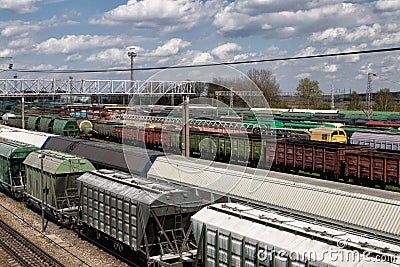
309,24 -> 381,44
150,38 -> 191,57
371,32 -> 400,46
34,35 -> 126,54
213,1 -> 371,39
1,23 -> 41,37
211,43 -> 242,59
66,53 -> 83,62
90,0 -> 223,33
376,0 -> 400,10
86,48 -> 126,64
0,0 -> 41,14
193,52 -> 214,63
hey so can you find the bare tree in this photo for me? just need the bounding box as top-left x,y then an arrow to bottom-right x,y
247,68 -> 281,107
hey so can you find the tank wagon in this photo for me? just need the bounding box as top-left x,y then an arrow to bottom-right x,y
192,203 -> 400,267
0,140 -> 38,198
77,169 -> 204,266
76,119 -> 93,138
23,150 -> 95,224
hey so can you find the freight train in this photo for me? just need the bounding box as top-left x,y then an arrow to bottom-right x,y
0,144 -> 204,266
6,111 -> 400,150
1,122 -> 399,189
3,113 -> 92,138
0,127 -> 399,266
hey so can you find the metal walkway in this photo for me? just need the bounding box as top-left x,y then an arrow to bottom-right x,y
0,79 -> 199,96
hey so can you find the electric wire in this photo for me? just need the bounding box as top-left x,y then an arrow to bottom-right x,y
12,46 -> 400,74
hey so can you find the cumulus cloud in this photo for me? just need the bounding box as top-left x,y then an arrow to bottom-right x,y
86,48 -> 126,64
0,0 -> 41,14
150,38 -> 191,57
211,43 -> 242,59
193,52 -> 214,63
376,0 -> 400,10
90,0 -> 223,33
34,35 -> 126,54
309,24 -> 381,44
213,1 -> 371,38
1,24 -> 41,37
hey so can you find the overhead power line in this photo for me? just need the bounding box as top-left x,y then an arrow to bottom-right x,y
13,46 -> 400,74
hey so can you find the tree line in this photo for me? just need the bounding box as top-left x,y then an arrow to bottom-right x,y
208,68 -> 399,111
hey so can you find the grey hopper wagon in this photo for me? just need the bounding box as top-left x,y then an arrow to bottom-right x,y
77,169 -> 204,265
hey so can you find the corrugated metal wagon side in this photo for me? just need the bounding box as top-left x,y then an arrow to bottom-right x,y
23,149 -> 95,225
275,139 -> 361,180
0,139 -> 38,198
77,169 -> 204,266
345,149 -> 400,187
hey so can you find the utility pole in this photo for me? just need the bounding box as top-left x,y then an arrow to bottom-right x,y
181,96 -> 190,157
331,84 -> 335,109
366,72 -> 376,119
128,47 -> 137,105
38,153 -> 47,232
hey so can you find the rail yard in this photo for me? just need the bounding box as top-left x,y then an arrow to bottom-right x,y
0,102 -> 399,267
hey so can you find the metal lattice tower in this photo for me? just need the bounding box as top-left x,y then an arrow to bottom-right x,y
365,73 -> 376,119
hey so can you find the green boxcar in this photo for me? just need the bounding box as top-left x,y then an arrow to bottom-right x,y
0,140 -> 38,197
23,150 -> 95,221
52,118 -> 79,137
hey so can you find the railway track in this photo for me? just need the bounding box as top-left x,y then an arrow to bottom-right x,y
0,218 -> 65,267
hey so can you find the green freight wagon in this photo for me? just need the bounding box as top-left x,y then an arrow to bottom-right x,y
7,114 -> 24,129
23,150 -> 95,224
52,117 -> 79,137
25,115 -> 40,131
0,140 -> 38,198
39,116 -> 54,133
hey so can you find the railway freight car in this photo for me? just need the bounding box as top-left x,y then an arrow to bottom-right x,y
192,203 -> 400,267
41,136 -> 164,176
77,169 -> 204,266
345,149 -> 400,187
23,150 -> 95,225
350,130 -> 400,151
92,120 -> 122,140
274,139 -> 362,180
0,125 -> 54,148
4,114 -> 80,137
0,140 -> 38,198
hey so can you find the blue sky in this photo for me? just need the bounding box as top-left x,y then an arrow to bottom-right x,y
1,0 -> 400,96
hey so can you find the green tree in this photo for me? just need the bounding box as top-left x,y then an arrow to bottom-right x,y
348,91 -> 364,110
295,78 -> 322,109
247,68 -> 281,107
374,88 -> 396,111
